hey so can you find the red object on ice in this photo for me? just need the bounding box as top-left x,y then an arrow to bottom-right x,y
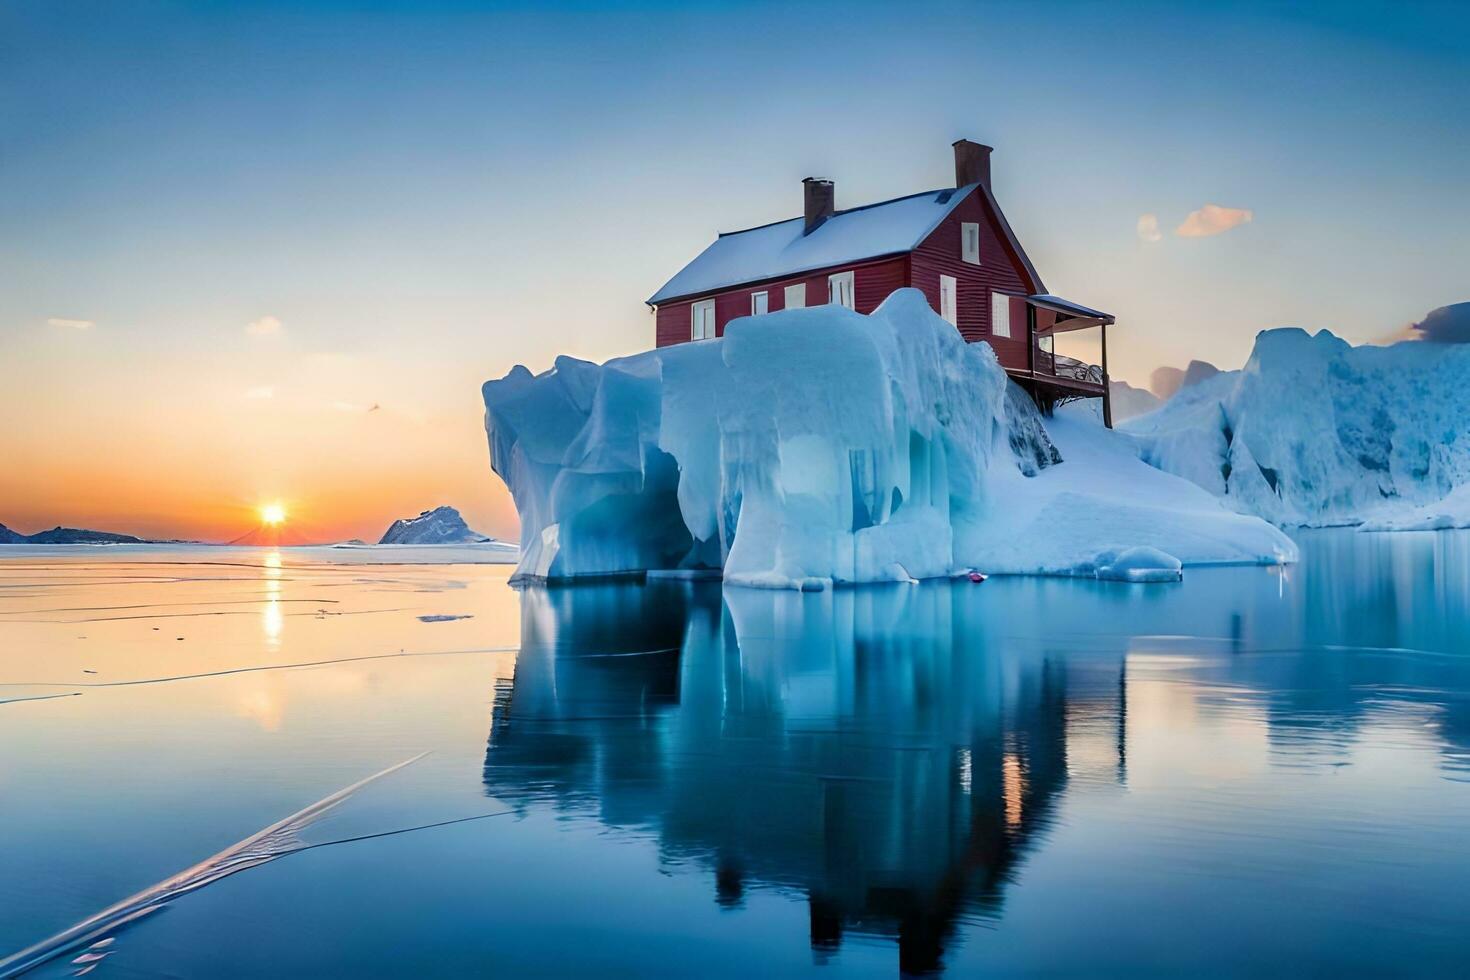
968,571 -> 987,583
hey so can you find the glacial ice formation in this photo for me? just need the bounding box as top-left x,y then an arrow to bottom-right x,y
1125,328 -> 1470,527
379,505 -> 496,545
1093,546 -> 1184,583
482,289 -> 1295,588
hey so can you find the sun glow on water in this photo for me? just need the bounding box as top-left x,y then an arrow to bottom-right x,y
261,550 -> 282,647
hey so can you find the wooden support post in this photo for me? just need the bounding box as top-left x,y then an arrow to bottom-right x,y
1100,322 -> 1113,429
1026,303 -> 1036,376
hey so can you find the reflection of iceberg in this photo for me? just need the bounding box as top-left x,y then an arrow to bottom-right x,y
484,533 -> 1470,971
485,582 -> 1129,973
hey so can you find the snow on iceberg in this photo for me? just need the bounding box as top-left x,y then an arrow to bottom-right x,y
482,289 -> 1295,589
1124,328 -> 1470,527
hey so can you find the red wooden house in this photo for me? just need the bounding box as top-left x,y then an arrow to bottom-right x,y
647,140 -> 1116,425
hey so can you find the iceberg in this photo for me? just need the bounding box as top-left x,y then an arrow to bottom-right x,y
1092,546 -> 1183,583
1125,328 -> 1470,527
379,506 -> 501,545
482,289 -> 1295,589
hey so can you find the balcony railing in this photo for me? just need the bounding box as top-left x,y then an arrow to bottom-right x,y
1033,343 -> 1104,386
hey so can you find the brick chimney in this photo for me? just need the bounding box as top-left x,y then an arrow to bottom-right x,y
953,139 -> 993,190
803,177 -> 834,234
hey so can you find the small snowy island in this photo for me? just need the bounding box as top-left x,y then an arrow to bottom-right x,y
378,506 -> 508,546
482,289 -> 1295,589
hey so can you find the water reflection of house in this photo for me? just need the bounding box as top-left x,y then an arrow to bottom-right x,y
484,582 -> 1128,974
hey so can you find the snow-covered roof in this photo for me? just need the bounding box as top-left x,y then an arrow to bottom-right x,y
648,185 -> 983,306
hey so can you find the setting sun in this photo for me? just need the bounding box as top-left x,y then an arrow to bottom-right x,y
259,503 -> 287,526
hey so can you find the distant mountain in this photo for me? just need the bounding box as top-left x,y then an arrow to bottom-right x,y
1,524 -> 153,544
1108,380 -> 1162,423
27,526 -> 147,544
227,524 -> 314,547
1150,359 -> 1221,400
379,506 -> 495,545
1149,365 -> 1186,400
1180,359 -> 1221,390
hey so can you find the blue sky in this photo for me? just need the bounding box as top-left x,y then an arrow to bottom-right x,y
1,0 -> 1466,539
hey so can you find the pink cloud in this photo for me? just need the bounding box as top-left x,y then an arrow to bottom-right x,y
245,315 -> 283,337
1176,204 -> 1253,238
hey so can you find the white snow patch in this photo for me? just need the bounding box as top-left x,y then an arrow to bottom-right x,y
966,412 -> 1296,576
1361,483 -> 1470,531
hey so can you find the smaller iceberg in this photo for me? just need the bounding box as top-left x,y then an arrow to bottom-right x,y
1124,326 -> 1470,528
1092,546 -> 1183,583
379,506 -> 496,545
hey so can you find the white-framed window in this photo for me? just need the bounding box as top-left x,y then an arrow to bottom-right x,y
784,283 -> 806,309
991,292 -> 1012,339
751,291 -> 769,316
691,299 -> 716,340
828,270 -> 855,309
962,222 -> 981,265
939,274 -> 958,326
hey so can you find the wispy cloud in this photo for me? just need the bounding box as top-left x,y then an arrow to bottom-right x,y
245,315 -> 283,337
47,317 -> 93,330
245,386 -> 276,400
1136,214 -> 1162,243
1176,204 -> 1253,238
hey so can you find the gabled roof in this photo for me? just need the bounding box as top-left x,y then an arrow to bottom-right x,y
647,183 -> 1047,306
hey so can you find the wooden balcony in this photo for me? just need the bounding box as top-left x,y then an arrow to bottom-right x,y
1012,295 -> 1116,426
1014,348 -> 1105,391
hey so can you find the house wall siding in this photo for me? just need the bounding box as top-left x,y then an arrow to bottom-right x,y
908,190 -> 1037,371
654,255 -> 909,348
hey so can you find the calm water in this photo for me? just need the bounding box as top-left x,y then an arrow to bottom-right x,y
1,533 -> 1468,977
